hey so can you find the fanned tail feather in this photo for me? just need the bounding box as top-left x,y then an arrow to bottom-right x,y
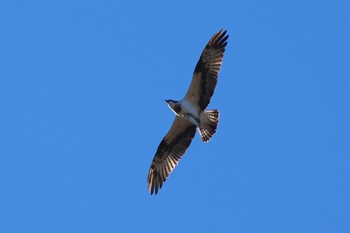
198,109 -> 220,142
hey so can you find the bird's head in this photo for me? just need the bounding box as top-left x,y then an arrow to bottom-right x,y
165,99 -> 178,111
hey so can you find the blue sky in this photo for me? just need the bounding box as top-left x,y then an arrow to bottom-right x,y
0,0 -> 349,232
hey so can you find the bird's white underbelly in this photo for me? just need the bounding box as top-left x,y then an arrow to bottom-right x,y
179,99 -> 200,127
180,99 -> 199,116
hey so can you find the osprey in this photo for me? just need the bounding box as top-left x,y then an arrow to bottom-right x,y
147,29 -> 229,195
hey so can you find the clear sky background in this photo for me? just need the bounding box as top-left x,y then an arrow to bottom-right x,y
0,0 -> 349,232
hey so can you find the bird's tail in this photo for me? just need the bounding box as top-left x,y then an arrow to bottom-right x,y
198,109 -> 220,142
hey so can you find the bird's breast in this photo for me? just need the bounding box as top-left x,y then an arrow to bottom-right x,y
180,100 -> 199,117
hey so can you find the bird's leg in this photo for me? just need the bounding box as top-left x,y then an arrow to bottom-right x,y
182,114 -> 200,127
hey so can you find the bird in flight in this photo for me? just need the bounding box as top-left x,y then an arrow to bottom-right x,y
147,29 -> 229,195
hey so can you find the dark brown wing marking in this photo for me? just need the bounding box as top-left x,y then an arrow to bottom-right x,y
184,29 -> 228,110
147,116 -> 196,195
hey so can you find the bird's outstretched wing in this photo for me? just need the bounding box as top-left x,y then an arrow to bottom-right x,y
184,29 -> 228,110
147,116 -> 196,195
